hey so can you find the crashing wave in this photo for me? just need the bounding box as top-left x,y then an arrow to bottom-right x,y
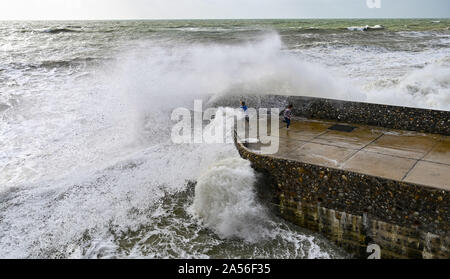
347,25 -> 384,31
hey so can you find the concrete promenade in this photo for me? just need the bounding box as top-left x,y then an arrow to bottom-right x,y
250,118 -> 450,191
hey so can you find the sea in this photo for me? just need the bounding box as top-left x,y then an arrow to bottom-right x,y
0,19 -> 449,258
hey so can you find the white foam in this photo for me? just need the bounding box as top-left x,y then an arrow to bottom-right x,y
347,26 -> 369,31
347,25 -> 384,31
189,156 -> 332,258
190,157 -> 266,242
365,60 -> 450,110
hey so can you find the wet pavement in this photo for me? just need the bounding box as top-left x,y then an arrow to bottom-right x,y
244,118 -> 450,191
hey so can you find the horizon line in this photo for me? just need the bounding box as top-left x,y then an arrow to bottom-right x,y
1,17 -> 449,21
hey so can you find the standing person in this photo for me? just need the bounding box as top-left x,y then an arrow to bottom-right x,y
283,104 -> 293,129
240,101 -> 249,121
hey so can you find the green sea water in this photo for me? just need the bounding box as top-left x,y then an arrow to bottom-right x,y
111,18 -> 449,31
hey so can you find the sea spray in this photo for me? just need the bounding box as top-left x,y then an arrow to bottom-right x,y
104,32 -> 366,114
190,157 -> 269,242
189,157 -> 335,258
108,31 -> 450,111
356,58 -> 450,110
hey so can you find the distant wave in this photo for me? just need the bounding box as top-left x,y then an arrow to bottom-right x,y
347,25 -> 384,31
290,26 -> 385,34
293,28 -> 345,34
43,28 -> 80,34
2,57 -> 104,71
39,57 -> 99,67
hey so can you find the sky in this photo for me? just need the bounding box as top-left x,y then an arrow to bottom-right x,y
0,0 -> 449,20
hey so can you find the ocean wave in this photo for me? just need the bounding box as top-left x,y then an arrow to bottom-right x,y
364,61 -> 450,110
43,28 -> 80,34
189,154 -> 334,258
287,26 -> 385,34
1,57 -> 105,71
39,57 -> 99,68
171,27 -> 233,32
347,25 -> 384,31
292,28 -> 344,34
191,157 -> 263,242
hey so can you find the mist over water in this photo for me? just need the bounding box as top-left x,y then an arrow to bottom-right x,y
0,19 -> 449,258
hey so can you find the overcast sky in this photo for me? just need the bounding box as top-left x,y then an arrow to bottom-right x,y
0,0 -> 449,20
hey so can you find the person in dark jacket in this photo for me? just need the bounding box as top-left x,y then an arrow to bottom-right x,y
283,104 -> 293,129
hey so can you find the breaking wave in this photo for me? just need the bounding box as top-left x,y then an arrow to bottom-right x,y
43,28 -> 80,34
191,157 -> 265,242
364,59 -> 450,110
347,25 -> 384,31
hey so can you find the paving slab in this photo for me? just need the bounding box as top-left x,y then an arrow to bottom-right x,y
423,137 -> 450,165
364,133 -> 439,159
274,139 -> 307,155
278,120 -> 330,141
404,161 -> 450,191
342,151 -> 417,181
312,127 -> 382,149
286,142 -> 356,168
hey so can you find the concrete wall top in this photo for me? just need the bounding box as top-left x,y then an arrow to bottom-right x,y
211,95 -> 450,135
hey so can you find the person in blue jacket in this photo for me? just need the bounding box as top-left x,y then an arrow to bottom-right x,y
240,101 -> 249,121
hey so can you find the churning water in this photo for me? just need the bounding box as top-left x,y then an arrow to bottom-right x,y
0,19 -> 449,258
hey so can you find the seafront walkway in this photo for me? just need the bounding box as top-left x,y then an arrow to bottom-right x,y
233,95 -> 449,258
247,118 -> 450,191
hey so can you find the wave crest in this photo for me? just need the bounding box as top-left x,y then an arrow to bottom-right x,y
43,28 -> 80,34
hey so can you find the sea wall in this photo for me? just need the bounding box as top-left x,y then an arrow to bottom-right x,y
227,95 -> 450,258
235,139 -> 449,259
211,95 -> 450,135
